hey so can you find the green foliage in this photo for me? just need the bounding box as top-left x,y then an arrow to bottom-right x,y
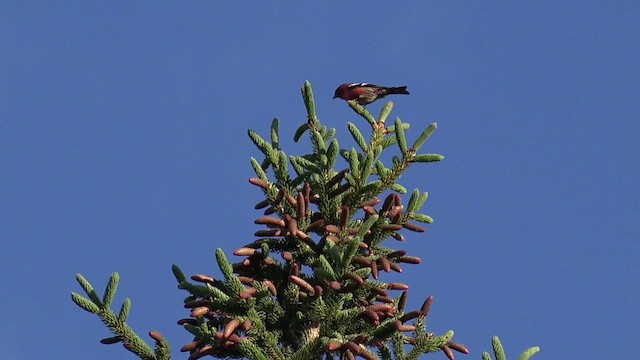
71,81 -> 538,359
168,81 -> 462,360
70,273 -> 170,360
482,336 -> 540,360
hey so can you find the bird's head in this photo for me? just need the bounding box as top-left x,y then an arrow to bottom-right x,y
333,83 -> 350,100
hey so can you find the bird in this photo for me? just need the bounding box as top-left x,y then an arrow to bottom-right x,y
333,82 -> 409,105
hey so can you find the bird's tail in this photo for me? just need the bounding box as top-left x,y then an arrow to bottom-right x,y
386,86 -> 410,95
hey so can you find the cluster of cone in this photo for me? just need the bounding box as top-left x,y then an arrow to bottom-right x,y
176,177 -> 468,360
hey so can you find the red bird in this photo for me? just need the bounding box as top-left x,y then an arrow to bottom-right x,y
333,82 -> 409,105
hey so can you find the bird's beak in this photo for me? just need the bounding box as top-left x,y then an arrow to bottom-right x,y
333,95 -> 337,99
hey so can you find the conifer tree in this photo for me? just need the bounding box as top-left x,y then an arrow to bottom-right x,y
72,81 -> 539,360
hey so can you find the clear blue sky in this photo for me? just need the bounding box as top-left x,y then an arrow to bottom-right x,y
2,2 -> 639,359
